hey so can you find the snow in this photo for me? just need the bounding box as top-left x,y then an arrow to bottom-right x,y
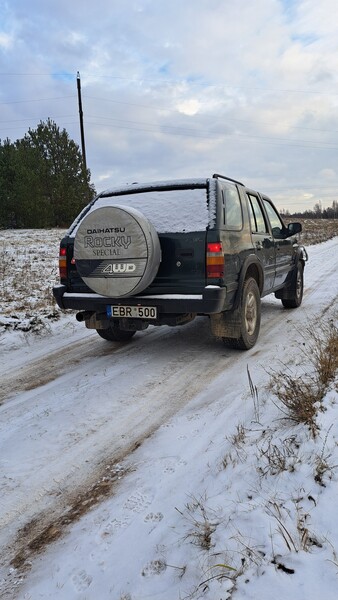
100,178 -> 209,196
0,236 -> 337,600
0,228 -> 66,336
68,179 -> 217,235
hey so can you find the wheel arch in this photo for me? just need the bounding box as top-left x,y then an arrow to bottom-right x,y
233,255 -> 264,310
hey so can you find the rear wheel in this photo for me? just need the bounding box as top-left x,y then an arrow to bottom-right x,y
96,323 -> 136,342
282,262 -> 304,308
223,277 -> 261,350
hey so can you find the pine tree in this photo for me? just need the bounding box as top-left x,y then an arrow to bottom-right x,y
0,119 -> 95,228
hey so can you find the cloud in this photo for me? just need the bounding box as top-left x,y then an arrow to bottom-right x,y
319,168 -> 336,179
0,32 -> 14,50
176,99 -> 201,116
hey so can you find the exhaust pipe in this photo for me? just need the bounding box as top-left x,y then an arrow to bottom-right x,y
76,311 -> 94,322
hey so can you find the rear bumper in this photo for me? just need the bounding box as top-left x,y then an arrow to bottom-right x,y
53,284 -> 227,315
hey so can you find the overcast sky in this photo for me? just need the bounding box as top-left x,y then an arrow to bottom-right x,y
1,0 -> 338,212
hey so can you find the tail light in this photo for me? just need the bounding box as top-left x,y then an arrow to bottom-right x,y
59,246 -> 67,280
206,242 -> 224,278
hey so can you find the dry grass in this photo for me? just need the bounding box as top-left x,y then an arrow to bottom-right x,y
176,495 -> 238,599
0,238 -> 58,313
176,496 -> 221,551
0,229 -> 67,332
314,453 -> 338,487
257,435 -> 301,476
231,423 -> 247,447
270,372 -> 320,434
269,322 -> 338,435
268,500 -> 317,555
247,366 -> 260,423
310,322 -> 338,389
313,425 -> 338,486
284,218 -> 338,245
183,319 -> 338,596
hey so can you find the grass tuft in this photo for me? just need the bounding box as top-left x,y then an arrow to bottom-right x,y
269,321 -> 338,436
270,370 -> 320,435
176,495 -> 221,551
310,322 -> 338,388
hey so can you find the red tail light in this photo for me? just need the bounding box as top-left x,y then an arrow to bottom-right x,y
207,241 -> 224,278
59,246 -> 67,280
207,242 -> 222,253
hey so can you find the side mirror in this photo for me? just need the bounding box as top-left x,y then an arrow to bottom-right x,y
286,222 -> 302,237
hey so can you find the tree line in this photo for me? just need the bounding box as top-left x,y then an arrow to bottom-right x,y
0,119 -> 95,228
281,200 -> 338,220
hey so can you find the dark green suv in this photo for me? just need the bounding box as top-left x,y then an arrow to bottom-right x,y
53,174 -> 308,349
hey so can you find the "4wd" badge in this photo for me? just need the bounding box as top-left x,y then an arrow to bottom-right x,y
102,263 -> 136,274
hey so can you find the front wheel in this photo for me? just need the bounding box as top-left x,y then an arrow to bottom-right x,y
223,277 -> 261,350
282,262 -> 304,309
96,323 -> 136,342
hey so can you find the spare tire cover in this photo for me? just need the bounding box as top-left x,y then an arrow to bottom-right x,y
74,205 -> 161,297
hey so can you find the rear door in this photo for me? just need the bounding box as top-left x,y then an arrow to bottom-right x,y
146,231 -> 206,294
218,180 -> 247,303
106,185 -> 210,295
246,193 -> 276,291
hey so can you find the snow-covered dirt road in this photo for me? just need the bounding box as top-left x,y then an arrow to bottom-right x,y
1,321 -> 242,547
0,237 -> 337,600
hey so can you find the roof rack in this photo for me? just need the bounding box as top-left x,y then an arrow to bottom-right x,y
212,173 -> 244,186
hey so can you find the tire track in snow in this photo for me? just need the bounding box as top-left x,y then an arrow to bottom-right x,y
0,333 -> 131,404
0,320 -> 236,557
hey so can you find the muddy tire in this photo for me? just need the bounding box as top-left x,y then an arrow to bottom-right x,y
96,323 -> 136,342
282,262 -> 304,309
223,277 -> 261,350
74,205 -> 161,298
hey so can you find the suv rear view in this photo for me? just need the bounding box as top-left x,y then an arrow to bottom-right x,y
53,174 -> 307,349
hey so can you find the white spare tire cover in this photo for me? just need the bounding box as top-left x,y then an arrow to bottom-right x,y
74,205 -> 161,297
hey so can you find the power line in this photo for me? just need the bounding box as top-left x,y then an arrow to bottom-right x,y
2,72 -> 338,96
83,95 -> 338,135
83,118 -> 338,150
0,115 -> 74,123
74,75 -> 338,97
84,113 -> 338,147
1,89 -> 338,139
2,116 -> 338,151
0,95 -> 76,105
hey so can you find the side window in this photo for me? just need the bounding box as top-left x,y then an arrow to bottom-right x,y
247,194 -> 268,233
263,199 -> 285,238
221,183 -> 243,230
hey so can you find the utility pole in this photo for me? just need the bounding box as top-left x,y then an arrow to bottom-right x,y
77,71 -> 87,174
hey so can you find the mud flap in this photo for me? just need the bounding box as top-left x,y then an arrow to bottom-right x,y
85,313 -> 110,329
210,309 -> 241,339
275,261 -> 302,300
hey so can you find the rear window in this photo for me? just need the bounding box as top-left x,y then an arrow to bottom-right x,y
70,182 -> 217,235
